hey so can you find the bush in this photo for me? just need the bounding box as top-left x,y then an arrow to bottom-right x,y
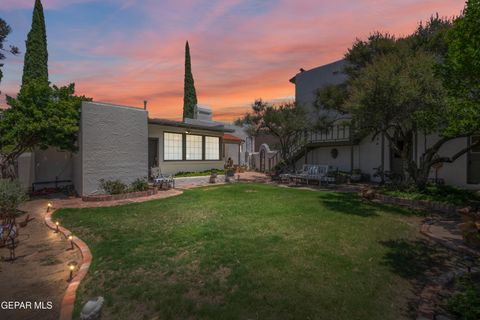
0,179 -> 28,215
99,179 -> 127,195
448,274 -> 480,320
130,178 -> 149,192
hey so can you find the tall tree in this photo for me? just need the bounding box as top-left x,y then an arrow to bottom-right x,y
0,18 -> 19,88
183,41 -> 197,120
21,0 -> 48,89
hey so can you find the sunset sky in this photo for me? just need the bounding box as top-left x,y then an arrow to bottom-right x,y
0,0 -> 466,122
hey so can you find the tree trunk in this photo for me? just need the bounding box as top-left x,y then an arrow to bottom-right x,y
0,155 -> 17,180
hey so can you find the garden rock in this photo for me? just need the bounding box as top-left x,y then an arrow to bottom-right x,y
80,296 -> 104,320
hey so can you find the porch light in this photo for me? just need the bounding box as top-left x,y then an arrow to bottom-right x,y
185,129 -> 191,134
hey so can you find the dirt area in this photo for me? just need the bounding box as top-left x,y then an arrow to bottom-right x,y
0,199 -> 81,320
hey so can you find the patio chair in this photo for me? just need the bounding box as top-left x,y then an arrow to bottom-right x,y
151,167 -> 175,189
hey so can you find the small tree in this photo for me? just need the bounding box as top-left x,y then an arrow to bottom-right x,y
0,81 -> 88,179
239,99 -> 309,169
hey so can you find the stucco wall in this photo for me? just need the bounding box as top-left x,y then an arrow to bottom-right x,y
80,102 -> 148,195
34,148 -> 73,182
296,146 -> 352,171
224,142 -> 240,165
17,152 -> 35,191
148,124 -> 224,175
416,133 -> 475,189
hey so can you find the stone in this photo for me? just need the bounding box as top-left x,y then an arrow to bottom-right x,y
80,296 -> 104,320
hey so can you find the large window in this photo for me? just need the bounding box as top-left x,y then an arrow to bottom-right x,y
164,132 -> 183,160
205,136 -> 220,160
186,135 -> 203,160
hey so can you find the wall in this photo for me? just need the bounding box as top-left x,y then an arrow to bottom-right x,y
224,142 -> 240,165
148,124 -> 224,175
34,148 -> 73,182
293,60 -> 348,114
416,133 -> 476,189
80,102 -> 148,195
17,152 -> 35,191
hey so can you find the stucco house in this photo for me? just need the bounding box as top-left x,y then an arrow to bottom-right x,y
284,59 -> 480,189
17,101 -> 249,196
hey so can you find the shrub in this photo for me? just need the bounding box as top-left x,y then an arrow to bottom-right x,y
99,179 -> 127,195
130,178 -> 149,192
0,179 -> 28,215
448,274 -> 480,320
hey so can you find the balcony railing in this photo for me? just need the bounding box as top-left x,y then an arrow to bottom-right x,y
307,124 -> 351,143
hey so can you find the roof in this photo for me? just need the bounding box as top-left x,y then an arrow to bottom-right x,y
148,118 -> 234,133
289,59 -> 347,84
223,133 -> 243,143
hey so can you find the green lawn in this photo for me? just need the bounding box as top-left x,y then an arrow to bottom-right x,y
54,183 -> 424,320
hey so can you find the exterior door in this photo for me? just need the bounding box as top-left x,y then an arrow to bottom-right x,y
148,138 -> 159,179
468,135 -> 480,184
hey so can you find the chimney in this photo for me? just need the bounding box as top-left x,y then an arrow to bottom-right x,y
143,100 -> 147,110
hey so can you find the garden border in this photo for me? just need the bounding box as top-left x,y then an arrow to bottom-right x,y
82,188 -> 157,202
45,209 -> 92,320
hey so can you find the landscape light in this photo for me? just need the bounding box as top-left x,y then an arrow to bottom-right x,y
47,202 -> 52,212
67,262 -> 76,282
68,234 -> 74,250
55,221 -> 60,233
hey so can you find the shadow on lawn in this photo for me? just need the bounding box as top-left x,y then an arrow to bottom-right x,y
380,238 -> 452,317
319,192 -> 420,218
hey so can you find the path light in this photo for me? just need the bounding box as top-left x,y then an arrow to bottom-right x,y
55,221 -> 60,233
47,202 -> 52,212
68,234 -> 74,250
67,261 -> 77,282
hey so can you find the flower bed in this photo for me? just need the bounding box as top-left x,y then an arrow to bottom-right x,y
374,193 -> 459,214
82,188 -> 158,202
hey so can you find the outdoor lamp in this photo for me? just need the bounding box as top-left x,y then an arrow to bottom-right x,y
67,262 -> 76,282
68,234 -> 74,250
55,221 -> 60,233
47,202 -> 52,212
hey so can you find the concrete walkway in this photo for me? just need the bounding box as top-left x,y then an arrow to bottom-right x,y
0,200 -> 81,320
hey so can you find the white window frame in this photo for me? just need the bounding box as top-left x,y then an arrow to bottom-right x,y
205,136 -> 220,160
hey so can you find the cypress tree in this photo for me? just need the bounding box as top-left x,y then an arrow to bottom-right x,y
183,41 -> 197,120
21,0 -> 48,89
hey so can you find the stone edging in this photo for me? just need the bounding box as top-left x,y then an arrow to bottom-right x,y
82,188 -> 158,202
416,223 -> 480,320
45,210 -> 92,320
375,193 -> 459,215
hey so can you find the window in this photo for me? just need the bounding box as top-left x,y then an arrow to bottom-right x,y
164,132 -> 183,160
186,135 -> 202,160
205,136 -> 220,160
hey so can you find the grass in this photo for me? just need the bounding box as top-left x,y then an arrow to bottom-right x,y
55,183 -> 425,320
379,184 -> 480,206
175,169 -> 226,178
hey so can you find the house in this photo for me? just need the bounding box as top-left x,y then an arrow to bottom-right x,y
17,101 -> 241,196
284,59 -> 480,189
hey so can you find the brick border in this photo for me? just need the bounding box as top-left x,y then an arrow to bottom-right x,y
82,188 -> 158,202
45,209 -> 92,320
